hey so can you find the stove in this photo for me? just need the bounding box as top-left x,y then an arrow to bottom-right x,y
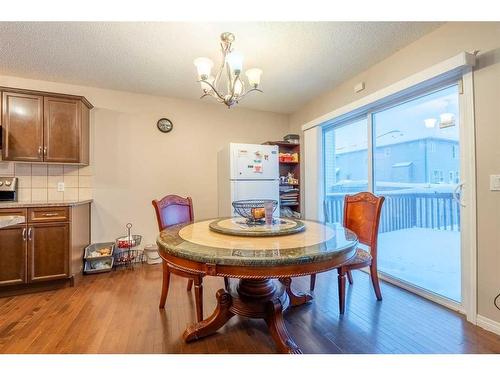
0,177 -> 18,202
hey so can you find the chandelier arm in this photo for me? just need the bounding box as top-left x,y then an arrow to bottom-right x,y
213,42 -> 227,91
237,87 -> 264,101
226,74 -> 241,105
197,80 -> 226,101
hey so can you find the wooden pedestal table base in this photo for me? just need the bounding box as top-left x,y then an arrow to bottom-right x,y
183,277 -> 312,354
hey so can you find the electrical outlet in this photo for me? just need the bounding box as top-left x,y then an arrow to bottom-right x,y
57,182 -> 65,192
489,175 -> 500,191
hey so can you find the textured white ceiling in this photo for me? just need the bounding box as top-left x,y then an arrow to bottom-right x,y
0,22 -> 442,113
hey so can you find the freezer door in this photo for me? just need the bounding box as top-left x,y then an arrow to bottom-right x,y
230,143 -> 279,180
230,180 -> 280,217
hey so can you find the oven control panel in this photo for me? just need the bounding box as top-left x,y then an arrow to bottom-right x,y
0,177 -> 18,201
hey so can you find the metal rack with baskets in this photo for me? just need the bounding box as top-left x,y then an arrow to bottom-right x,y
114,223 -> 144,268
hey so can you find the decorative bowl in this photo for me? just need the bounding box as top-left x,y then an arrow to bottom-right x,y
232,199 -> 278,223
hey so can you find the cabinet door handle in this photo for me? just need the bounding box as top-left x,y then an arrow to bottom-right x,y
22,228 -> 27,241
27,227 -> 32,241
42,213 -> 59,217
43,146 -> 47,157
38,146 -> 42,158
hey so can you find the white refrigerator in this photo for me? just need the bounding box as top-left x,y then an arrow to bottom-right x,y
218,143 -> 280,217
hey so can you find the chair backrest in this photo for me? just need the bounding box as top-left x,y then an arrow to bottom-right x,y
343,192 -> 385,258
152,194 -> 194,231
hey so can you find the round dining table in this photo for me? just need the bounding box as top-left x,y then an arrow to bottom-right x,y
157,218 -> 358,354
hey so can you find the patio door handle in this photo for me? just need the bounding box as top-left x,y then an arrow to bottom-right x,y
453,181 -> 466,208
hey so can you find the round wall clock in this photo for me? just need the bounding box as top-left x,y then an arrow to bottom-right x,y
157,118 -> 173,133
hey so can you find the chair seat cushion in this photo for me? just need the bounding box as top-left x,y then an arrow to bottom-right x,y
345,247 -> 372,266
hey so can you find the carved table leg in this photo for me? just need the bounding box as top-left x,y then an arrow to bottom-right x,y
183,289 -> 234,342
194,276 -> 204,322
159,261 -> 171,309
279,277 -> 313,307
266,299 -> 302,354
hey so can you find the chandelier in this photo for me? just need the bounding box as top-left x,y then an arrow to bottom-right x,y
193,32 -> 263,108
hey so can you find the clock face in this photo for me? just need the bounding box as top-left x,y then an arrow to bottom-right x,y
157,118 -> 173,133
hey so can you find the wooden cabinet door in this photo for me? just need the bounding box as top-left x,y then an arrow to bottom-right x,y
1,91 -> 44,161
28,223 -> 70,283
43,97 -> 80,163
0,226 -> 27,286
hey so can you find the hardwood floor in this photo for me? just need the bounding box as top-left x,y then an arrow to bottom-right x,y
0,264 -> 498,354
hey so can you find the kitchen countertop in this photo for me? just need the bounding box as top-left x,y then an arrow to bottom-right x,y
0,199 -> 93,209
0,215 -> 25,228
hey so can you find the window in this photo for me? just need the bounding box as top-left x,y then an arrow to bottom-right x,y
432,170 -> 444,183
323,117 -> 368,223
429,141 -> 437,153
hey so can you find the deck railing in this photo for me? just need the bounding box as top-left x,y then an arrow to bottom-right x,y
324,191 -> 461,233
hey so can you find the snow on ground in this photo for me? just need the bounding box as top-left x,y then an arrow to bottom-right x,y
377,227 -> 461,302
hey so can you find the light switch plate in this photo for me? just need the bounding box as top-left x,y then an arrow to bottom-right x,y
57,182 -> 65,192
489,175 -> 500,191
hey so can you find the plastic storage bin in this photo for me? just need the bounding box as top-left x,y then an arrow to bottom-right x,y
84,242 -> 115,260
84,257 -> 114,274
83,242 -> 115,274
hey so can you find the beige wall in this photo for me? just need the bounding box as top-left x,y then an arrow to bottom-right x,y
289,22 -> 500,324
0,74 -> 288,247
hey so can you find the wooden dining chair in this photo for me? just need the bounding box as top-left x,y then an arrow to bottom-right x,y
152,194 -> 204,321
310,192 -> 385,314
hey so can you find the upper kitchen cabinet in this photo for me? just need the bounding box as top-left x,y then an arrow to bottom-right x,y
1,87 -> 93,165
1,91 -> 44,162
44,97 -> 90,163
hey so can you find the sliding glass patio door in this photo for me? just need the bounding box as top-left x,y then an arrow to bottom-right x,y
373,85 -> 461,302
323,117 -> 368,224
323,83 -> 464,304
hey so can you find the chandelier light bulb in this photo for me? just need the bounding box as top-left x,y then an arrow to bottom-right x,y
424,118 -> 437,128
245,68 -> 263,88
193,57 -> 214,80
226,51 -> 243,74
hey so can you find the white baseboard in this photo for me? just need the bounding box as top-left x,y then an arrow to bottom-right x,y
476,314 -> 500,336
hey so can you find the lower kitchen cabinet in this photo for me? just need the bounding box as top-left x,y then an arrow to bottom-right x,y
0,203 -> 90,295
0,226 -> 27,286
29,222 -> 70,283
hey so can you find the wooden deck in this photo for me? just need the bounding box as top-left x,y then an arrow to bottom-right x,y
0,264 -> 498,354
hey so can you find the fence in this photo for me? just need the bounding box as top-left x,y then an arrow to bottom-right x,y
324,191 -> 461,233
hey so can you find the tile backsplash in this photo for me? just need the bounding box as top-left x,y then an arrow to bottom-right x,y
0,162 -> 92,203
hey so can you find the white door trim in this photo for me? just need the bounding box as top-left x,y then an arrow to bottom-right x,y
459,66 -> 477,324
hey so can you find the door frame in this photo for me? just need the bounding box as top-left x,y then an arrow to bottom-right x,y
458,66 -> 477,323
303,53 -> 477,323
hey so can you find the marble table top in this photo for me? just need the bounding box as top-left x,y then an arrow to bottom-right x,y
157,218 -> 358,267
0,215 -> 25,229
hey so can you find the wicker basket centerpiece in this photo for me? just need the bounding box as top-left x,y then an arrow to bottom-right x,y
232,199 -> 278,224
